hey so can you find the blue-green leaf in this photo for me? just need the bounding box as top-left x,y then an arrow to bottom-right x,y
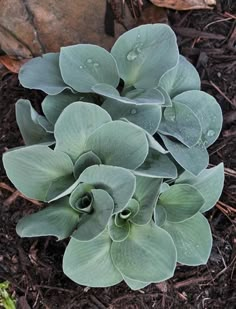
157,184 -> 204,222
134,149 -> 177,179
154,205 -> 167,227
3,145 -> 73,201
93,84 -> 164,105
16,99 -> 54,145
73,151 -> 102,179
162,213 -> 212,265
158,102 -> 202,148
102,99 -> 162,134
60,44 -> 120,92
131,176 -> 162,225
54,102 -> 111,161
156,86 -> 172,107
111,223 -> 177,282
69,183 -> 94,212
123,276 -> 150,290
16,197 -> 79,240
36,116 -> 54,133
173,90 -> 223,147
108,216 -> 130,242
176,163 -> 224,212
160,134 -> 209,176
45,174 -> 76,202
42,91 -> 93,125
146,132 -> 168,154
111,24 -> 178,88
158,55 -> 201,98
160,182 -> 170,193
72,189 -> 114,241
78,165 -> 136,213
19,53 -> 70,95
126,88 -> 164,104
63,230 -> 122,287
86,120 -> 148,169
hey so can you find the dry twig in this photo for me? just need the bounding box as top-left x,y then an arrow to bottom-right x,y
209,80 -> 235,107
0,182 -> 42,206
174,276 -> 211,289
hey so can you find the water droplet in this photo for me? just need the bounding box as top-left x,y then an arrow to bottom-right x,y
164,109 -> 176,122
127,50 -> 138,61
93,62 -> 100,68
135,43 -> 143,52
207,130 -> 215,137
137,33 -> 141,39
87,58 -> 93,64
126,44 -> 143,61
79,65 -> 83,69
130,108 -> 137,115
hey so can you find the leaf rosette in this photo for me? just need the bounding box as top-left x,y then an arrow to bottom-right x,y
2,23 -> 225,290
62,163 -> 224,289
4,101 -> 176,246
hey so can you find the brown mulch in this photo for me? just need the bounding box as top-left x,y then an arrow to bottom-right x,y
0,1 -> 236,308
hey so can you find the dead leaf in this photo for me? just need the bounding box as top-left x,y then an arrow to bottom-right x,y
150,0 -> 216,10
0,55 -> 29,73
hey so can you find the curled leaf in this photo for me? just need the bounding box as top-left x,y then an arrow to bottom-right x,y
16,99 -> 54,145
16,197 -> 79,240
78,165 -> 136,213
72,189 -> 114,241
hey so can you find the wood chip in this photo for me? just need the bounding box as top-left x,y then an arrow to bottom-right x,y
173,27 -> 225,40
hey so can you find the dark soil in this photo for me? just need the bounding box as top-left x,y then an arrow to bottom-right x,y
0,1 -> 236,308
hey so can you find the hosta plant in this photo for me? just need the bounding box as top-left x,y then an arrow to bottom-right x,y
17,24 -> 222,176
3,23 -> 224,290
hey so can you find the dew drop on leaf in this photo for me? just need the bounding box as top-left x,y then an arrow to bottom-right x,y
126,44 -> 143,61
127,50 -> 138,61
130,108 -> 137,115
87,58 -> 93,64
164,109 -> 176,122
207,130 -> 215,137
93,62 -> 100,68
